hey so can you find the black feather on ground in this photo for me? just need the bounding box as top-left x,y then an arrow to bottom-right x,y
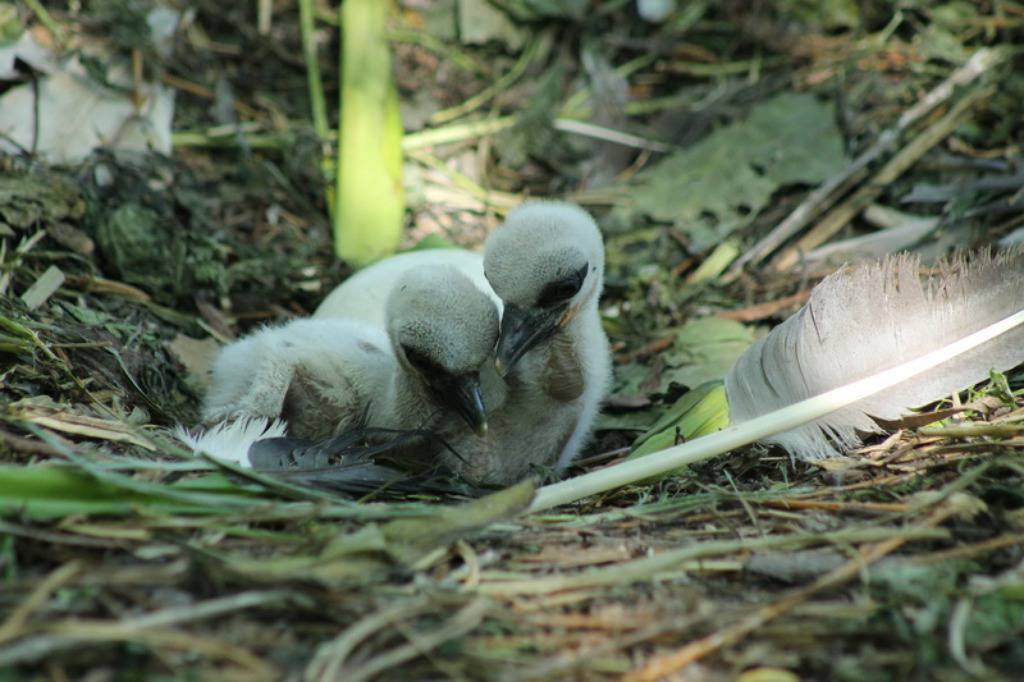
247,424 -> 488,498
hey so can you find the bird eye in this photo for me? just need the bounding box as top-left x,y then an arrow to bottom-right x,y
402,345 -> 445,375
536,263 -> 588,308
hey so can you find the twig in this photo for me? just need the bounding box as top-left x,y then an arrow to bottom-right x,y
305,597 -> 434,680
615,334 -> 675,364
761,498 -> 907,514
716,289 -> 811,322
0,562 -> 81,644
178,114 -> 520,151
97,590 -> 300,630
474,526 -> 946,596
21,627 -> 276,678
910,532 -> 1024,564
919,423 -> 1024,438
772,85 -> 991,272
552,119 -> 670,152
64,274 -> 152,303
257,0 -> 273,35
342,600 -> 488,682
0,429 -> 64,457
430,31 -> 551,125
407,149 -> 520,210
0,230 -> 46,296
728,48 -> 1005,275
0,520 -> 126,548
663,55 -> 787,77
402,116 -> 518,150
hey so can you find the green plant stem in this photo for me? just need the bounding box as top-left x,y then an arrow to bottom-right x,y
402,115 -> 518,150
298,0 -> 329,142
334,0 -> 404,264
172,114 -> 521,152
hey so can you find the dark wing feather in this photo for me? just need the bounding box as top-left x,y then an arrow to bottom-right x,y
247,426 -> 486,498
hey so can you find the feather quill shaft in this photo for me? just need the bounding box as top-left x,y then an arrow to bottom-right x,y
528,251 -> 1024,514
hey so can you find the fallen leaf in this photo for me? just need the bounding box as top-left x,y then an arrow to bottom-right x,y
664,317 -> 757,389
613,93 -> 847,251
166,334 -> 221,388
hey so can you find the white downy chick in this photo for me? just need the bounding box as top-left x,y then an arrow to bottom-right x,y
193,265 -> 500,466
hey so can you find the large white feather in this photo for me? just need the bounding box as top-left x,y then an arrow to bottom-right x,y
725,248 -> 1024,458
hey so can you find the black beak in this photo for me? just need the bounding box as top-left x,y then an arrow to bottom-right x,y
436,372 -> 488,436
495,304 -> 564,377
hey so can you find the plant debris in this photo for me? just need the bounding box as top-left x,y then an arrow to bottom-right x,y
1,1 -> 1023,680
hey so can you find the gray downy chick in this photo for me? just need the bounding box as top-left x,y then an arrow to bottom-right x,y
200,265 -> 501,457
476,201 -> 612,480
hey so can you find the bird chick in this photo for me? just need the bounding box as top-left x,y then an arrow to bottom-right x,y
311,202 -> 612,485
379,265 -> 503,439
201,317 -> 393,441
482,201 -> 612,473
316,248 -> 500,326
199,266 -> 500,456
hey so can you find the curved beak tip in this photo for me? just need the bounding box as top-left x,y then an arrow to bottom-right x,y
494,357 -> 509,378
449,375 -> 488,435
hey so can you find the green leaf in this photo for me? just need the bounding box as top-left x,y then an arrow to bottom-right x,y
457,0 -> 527,48
0,3 -> 21,44
664,317 -> 757,389
629,381 -> 729,460
409,235 -> 459,251
913,24 -> 968,65
783,0 -> 860,30
0,465 -> 253,518
613,93 -> 847,251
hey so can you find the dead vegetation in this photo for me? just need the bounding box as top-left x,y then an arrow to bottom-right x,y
1,0 -> 1024,679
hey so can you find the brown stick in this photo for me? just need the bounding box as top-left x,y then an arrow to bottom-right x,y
716,289 -> 811,322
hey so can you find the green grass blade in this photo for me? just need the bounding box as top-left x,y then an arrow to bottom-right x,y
0,465 -> 239,518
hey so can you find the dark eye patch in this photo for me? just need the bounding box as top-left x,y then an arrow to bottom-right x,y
536,263 -> 588,308
402,345 -> 446,376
